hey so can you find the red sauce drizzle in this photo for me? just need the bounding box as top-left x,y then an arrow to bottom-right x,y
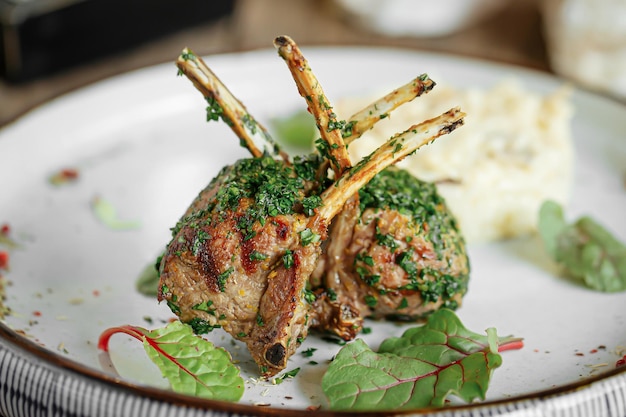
0,252 -> 8,270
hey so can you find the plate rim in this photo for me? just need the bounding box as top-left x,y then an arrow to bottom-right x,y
2,318 -> 625,415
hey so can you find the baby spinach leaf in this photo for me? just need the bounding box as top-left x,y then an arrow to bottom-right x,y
98,321 -> 244,401
539,200 -> 626,292
321,309 -> 522,411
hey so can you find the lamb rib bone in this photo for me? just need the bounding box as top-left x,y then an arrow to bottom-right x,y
176,45 -> 439,169
344,74 -> 436,142
176,49 -> 290,162
274,35 -> 352,177
315,107 -> 465,225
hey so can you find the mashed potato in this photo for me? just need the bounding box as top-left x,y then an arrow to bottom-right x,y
339,80 -> 574,243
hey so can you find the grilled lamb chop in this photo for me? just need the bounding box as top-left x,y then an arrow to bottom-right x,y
310,167 -> 469,340
158,36 -> 467,376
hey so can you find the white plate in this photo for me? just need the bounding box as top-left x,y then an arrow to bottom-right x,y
0,47 -> 625,417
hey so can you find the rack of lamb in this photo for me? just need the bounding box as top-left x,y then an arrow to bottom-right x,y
157,36 -> 469,377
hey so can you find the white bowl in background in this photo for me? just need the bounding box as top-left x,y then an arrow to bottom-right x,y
333,0 -> 506,37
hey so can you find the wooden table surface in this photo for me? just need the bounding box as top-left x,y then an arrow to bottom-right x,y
0,0 -> 548,129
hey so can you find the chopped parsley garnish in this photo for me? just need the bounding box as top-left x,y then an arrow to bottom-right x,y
300,228 -> 321,246
191,230 -> 211,256
166,297 -> 181,315
356,252 -> 375,267
272,367 -> 300,384
301,348 -> 317,357
217,267 -> 234,292
180,50 -> 196,61
283,250 -> 294,269
327,288 -> 337,301
186,317 -> 220,334
359,167 -> 461,255
315,138 -> 338,169
375,229 -> 399,252
303,289 -> 317,304
214,157 -> 310,233
191,300 -> 216,315
205,96 -> 229,124
364,295 -> 378,308
302,195 -> 323,216
249,250 -> 268,261
395,250 -> 418,278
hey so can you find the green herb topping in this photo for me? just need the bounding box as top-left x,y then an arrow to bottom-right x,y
300,228 -> 321,246
283,250 -> 295,269
359,167 -> 460,255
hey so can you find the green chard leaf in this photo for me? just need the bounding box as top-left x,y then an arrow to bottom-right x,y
98,321 -> 244,401
539,200 -> 626,292
321,309 -> 522,411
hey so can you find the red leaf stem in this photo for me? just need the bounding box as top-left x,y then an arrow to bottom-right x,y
498,338 -> 524,353
98,324 -> 212,388
97,325 -> 149,352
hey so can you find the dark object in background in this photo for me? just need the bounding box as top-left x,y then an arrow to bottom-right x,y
0,0 -> 235,83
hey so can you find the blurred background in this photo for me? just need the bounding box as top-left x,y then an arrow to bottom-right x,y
0,0 -> 624,128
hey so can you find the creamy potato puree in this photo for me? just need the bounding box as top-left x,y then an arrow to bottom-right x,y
340,80 -> 574,243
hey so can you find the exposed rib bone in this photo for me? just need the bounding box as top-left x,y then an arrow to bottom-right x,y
316,107 -> 466,223
274,35 -> 352,177
176,49 -> 289,162
344,74 -> 436,142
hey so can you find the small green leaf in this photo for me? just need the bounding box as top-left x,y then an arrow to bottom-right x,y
272,367 -> 301,384
270,110 -> 317,151
91,196 -> 141,230
135,257 -> 162,296
98,321 -> 244,401
538,200 -> 626,292
538,200 -> 568,258
322,309 -> 520,411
